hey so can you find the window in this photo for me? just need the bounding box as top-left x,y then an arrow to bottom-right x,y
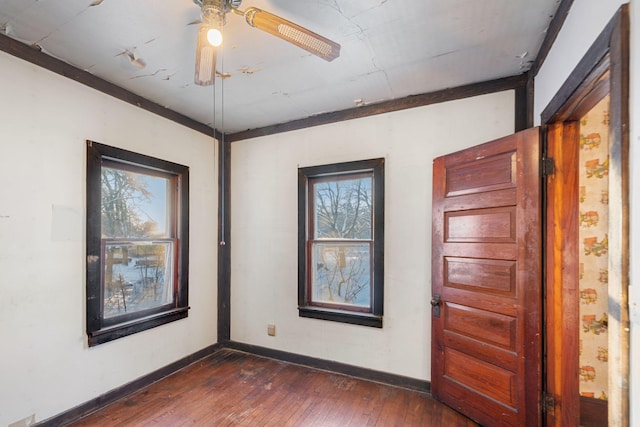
86,141 -> 189,346
298,158 -> 384,327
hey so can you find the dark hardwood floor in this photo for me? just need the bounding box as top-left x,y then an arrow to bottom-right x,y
68,349 -> 478,426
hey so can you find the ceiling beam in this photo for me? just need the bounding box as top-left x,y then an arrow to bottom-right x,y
530,0 -> 575,77
227,74 -> 529,142
0,32 -> 217,139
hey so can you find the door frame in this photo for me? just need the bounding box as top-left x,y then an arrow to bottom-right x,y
541,5 -> 629,426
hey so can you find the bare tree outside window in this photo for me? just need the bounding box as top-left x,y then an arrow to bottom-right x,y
314,178 -> 372,240
101,167 -> 173,318
102,167 -> 158,237
311,177 -> 372,307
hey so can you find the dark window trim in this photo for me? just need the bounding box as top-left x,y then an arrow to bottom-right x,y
298,158 -> 384,328
86,140 -> 189,346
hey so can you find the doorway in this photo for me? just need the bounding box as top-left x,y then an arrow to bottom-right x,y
542,5 -> 629,426
430,6 -> 629,426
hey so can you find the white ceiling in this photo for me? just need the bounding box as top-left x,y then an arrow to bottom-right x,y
0,0 -> 561,134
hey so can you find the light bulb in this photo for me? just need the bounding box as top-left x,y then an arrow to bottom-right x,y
207,28 -> 223,47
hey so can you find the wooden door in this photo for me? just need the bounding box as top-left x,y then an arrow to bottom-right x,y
431,128 -> 541,427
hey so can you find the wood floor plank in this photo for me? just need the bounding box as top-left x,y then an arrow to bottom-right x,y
68,349 -> 479,426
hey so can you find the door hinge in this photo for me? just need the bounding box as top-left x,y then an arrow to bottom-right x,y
542,393 -> 556,414
541,157 -> 555,177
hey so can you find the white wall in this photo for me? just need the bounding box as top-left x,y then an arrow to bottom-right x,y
0,51 -> 218,425
230,91 -> 515,381
533,1 -> 638,425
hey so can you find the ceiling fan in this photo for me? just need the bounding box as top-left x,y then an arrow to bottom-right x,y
192,0 -> 341,86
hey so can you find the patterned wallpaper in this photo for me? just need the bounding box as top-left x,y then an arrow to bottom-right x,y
578,95 -> 610,400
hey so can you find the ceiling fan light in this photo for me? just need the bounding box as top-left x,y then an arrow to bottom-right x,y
207,28 -> 223,46
195,23 -> 217,86
200,0 -> 226,47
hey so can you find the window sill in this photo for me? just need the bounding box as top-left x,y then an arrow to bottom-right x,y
298,306 -> 382,328
88,307 -> 189,346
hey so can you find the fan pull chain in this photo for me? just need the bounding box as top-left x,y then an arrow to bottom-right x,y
219,24 -> 226,247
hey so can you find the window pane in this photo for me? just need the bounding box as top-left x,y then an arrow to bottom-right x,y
103,241 -> 174,318
102,167 -> 169,238
313,177 -> 372,239
311,242 -> 371,307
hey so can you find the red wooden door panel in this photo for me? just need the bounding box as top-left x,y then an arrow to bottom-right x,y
431,128 -> 541,427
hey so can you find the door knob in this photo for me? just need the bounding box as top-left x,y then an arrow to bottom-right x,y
431,294 -> 441,318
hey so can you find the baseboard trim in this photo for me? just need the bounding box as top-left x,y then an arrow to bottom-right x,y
35,343 -> 222,427
224,341 -> 431,394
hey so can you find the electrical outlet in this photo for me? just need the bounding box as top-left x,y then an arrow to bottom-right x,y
267,324 -> 276,336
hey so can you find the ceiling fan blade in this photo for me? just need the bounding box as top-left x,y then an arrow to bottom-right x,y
241,7 -> 340,61
194,23 -> 217,86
